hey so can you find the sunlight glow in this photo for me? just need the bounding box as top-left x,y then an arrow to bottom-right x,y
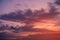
33,20 -> 60,31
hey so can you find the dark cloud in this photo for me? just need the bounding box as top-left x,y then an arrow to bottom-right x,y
0,4 -> 59,27
55,0 -> 60,5
0,32 -> 15,40
0,11 -> 26,21
0,32 -> 60,40
0,8 -> 58,23
24,9 -> 33,17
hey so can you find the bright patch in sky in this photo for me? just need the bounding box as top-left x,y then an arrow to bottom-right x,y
33,20 -> 60,31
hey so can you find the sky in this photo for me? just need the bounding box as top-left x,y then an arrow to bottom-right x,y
0,0 -> 60,40
0,0 -> 60,31
0,0 -> 54,14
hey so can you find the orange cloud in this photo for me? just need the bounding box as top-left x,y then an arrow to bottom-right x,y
33,20 -> 60,31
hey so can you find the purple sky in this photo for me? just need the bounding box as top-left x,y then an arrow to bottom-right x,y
0,0 -> 60,31
0,0 -> 54,14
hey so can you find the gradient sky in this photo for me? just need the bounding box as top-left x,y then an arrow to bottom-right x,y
0,0 -> 60,32
0,0 -> 60,40
0,0 -> 54,14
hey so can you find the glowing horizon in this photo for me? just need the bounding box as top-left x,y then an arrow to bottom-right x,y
33,20 -> 60,31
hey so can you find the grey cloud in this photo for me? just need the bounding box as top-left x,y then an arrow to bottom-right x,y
55,0 -> 60,5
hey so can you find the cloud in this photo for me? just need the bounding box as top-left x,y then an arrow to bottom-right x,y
0,11 -> 26,21
0,7 -> 59,32
55,0 -> 60,5
0,8 -> 58,22
0,32 -> 15,40
0,21 -> 59,40
54,22 -> 60,26
0,31 -> 60,40
0,23 -> 54,33
27,33 -> 60,40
